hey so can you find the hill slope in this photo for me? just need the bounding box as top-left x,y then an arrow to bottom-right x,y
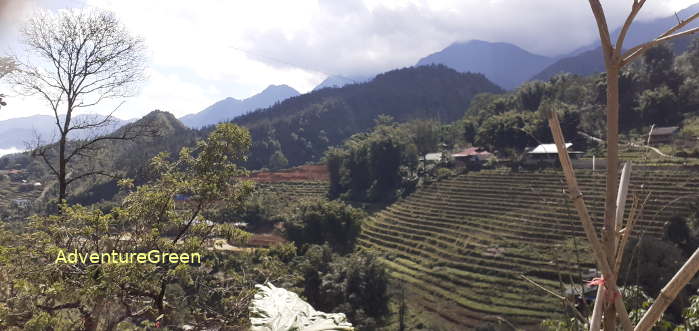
227,65 -> 503,169
416,40 -> 555,90
180,84 -> 300,128
360,168 -> 699,328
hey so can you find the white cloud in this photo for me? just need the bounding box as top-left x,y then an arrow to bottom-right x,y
0,0 -> 697,121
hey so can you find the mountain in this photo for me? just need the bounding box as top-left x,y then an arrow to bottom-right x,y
531,47 -> 606,81
223,65 -> 503,170
179,84 -> 300,128
532,3 -> 699,81
68,110 -> 198,204
415,40 -> 556,90
0,114 -> 129,150
312,75 -> 370,91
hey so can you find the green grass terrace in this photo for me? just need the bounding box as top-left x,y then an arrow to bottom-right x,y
359,167 -> 699,329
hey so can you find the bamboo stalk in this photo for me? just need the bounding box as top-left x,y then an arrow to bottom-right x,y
589,285 -> 605,331
615,162 -> 632,241
635,248 -> 699,330
546,110 -> 634,331
520,275 -> 587,324
615,199 -> 637,275
615,193 -> 649,275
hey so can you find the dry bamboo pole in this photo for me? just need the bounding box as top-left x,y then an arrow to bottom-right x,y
615,162 -> 632,237
546,109 -> 634,331
520,275 -> 587,324
615,194 -> 649,275
583,2 -> 698,328
589,285 -> 605,331
635,248 -> 699,330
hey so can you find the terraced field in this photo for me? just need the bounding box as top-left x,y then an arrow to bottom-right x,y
254,181 -> 328,201
359,168 -> 699,329
0,181 -> 43,217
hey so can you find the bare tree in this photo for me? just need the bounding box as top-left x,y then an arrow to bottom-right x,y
9,9 -> 149,204
545,2 -> 698,331
0,57 -> 15,109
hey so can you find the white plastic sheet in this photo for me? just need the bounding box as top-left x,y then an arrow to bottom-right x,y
249,283 -> 354,331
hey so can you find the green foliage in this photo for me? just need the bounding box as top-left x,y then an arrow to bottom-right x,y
285,200 -> 366,254
474,110 -> 542,155
635,85 -> 681,127
268,150 -> 289,170
679,292 -> 699,330
0,123 -> 261,329
327,120 -> 416,202
410,120 -> 440,158
296,247 -> 390,330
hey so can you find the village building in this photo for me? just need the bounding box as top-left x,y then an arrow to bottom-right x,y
451,147 -> 493,167
423,152 -> 442,163
648,126 -> 679,145
526,143 -> 583,161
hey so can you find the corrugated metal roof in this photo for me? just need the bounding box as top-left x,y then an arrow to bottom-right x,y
424,153 -> 442,161
528,143 -> 572,154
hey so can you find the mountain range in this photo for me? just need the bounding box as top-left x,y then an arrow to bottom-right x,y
533,3 -> 699,81
417,3 -> 699,87
178,84 -> 300,128
0,114 -> 130,150
2,3 -> 697,152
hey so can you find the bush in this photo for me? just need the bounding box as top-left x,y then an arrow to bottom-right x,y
285,200 -> 366,254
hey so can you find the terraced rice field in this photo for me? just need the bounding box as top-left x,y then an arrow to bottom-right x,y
359,168 -> 699,329
254,181 -> 328,201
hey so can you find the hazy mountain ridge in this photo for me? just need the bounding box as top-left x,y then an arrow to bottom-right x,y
415,40 -> 556,90
0,114 -> 130,150
532,3 -> 699,81
179,84 -> 300,128
312,75 -> 371,91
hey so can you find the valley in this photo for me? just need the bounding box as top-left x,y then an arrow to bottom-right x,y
2,2 -> 699,330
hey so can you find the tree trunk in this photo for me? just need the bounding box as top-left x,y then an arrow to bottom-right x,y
603,62 -> 620,331
58,134 -> 67,205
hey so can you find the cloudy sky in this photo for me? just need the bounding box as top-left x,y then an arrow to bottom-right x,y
0,0 -> 697,121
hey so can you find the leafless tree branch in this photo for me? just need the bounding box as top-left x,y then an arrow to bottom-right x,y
8,9 -> 147,203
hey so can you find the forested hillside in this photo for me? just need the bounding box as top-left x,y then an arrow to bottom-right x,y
220,65 -> 503,170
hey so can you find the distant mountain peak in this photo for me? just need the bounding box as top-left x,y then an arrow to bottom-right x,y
416,40 -> 554,90
312,75 -> 369,91
261,84 -> 296,92
179,84 -> 300,129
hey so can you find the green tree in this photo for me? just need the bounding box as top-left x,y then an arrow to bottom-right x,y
474,110 -> 542,155
0,123 -> 258,329
304,249 -> 390,329
285,200 -> 365,254
642,43 -> 682,92
635,86 -> 681,127
517,80 -> 549,112
410,119 -> 439,161
268,150 -> 289,170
